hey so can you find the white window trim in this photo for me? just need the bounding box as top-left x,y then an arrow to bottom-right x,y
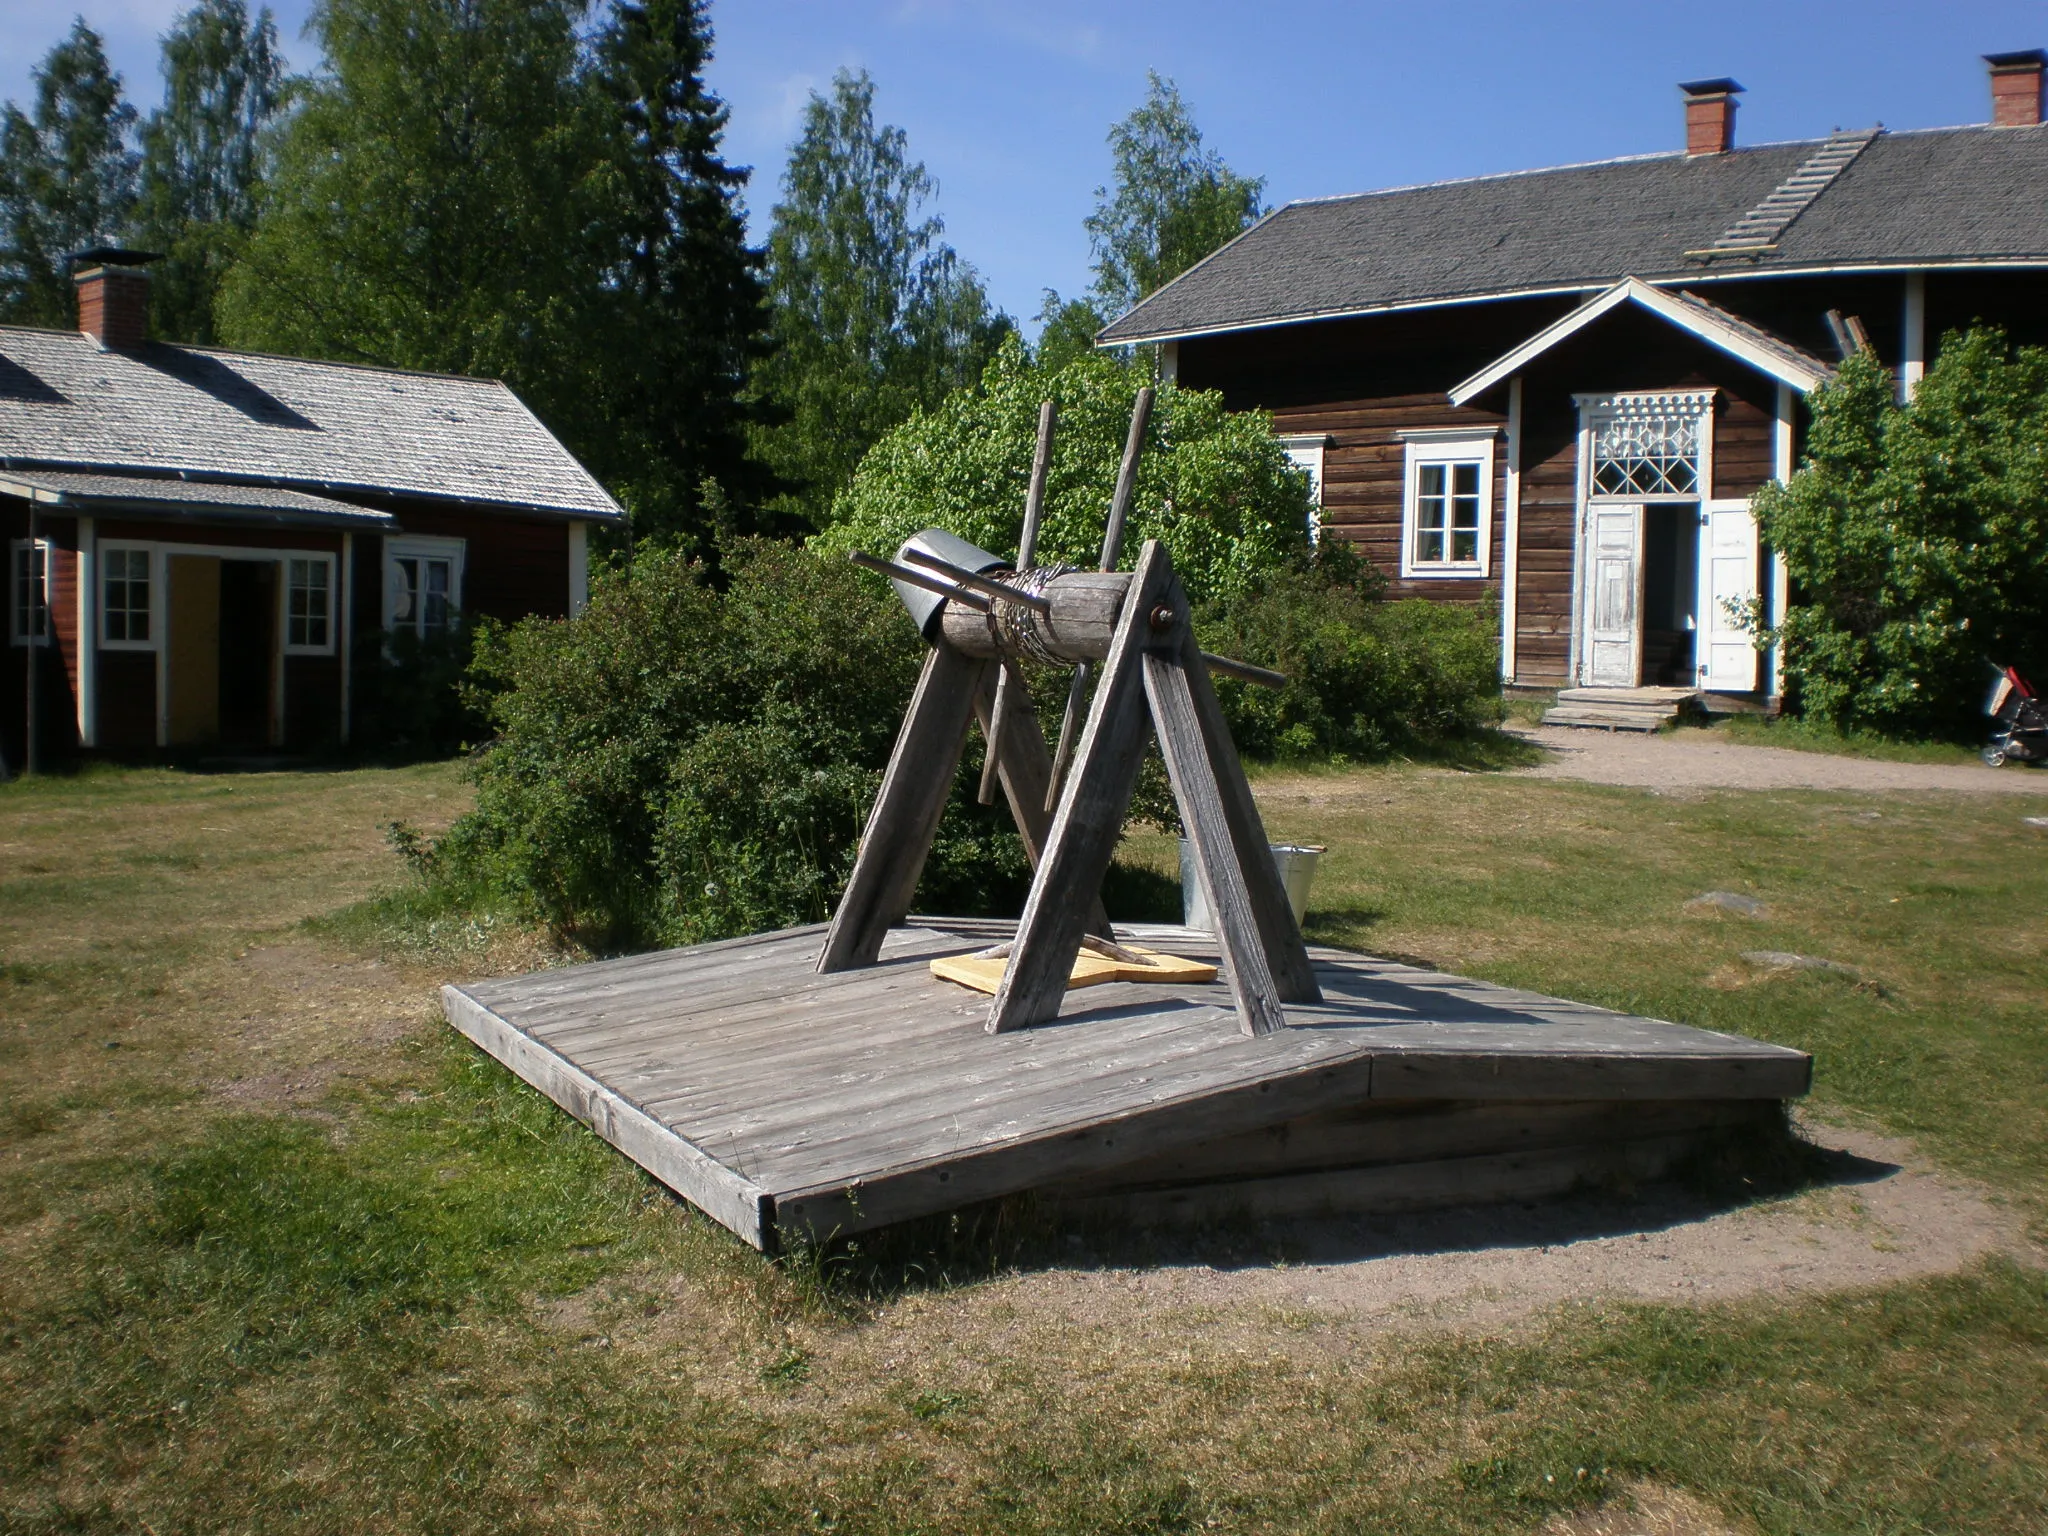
99,544 -> 161,652
1399,430 -> 1496,579
10,537 -> 53,646
1575,389 -> 1718,505
382,534 -> 466,639
282,553 -> 339,656
1276,433 -> 1330,544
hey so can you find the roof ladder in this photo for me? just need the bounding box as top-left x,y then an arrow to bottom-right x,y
1691,128 -> 1882,259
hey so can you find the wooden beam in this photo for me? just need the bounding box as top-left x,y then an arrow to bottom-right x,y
1172,625 -> 1322,1004
988,540 -> 1172,1031
817,644 -> 987,971
1145,642 -> 1287,1037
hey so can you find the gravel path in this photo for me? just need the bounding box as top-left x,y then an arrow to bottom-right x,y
1511,724 -> 2048,795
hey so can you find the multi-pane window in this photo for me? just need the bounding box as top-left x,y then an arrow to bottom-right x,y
384,537 -> 464,643
287,557 -> 331,649
1401,435 -> 1494,577
1588,396 -> 1707,497
102,548 -> 151,643
391,555 -> 453,636
1413,461 -> 1483,564
11,540 -> 48,643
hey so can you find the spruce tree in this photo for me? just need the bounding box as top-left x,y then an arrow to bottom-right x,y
583,0 -> 779,546
135,0 -> 286,344
0,20 -> 139,327
754,69 -> 1010,528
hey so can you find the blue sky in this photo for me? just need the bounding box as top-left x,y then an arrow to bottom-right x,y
3,0 -> 2043,328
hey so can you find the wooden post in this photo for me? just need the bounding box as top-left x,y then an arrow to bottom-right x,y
980,400 -> 1056,805
988,540 -> 1174,1032
1145,645 -> 1285,1036
1047,386 -> 1154,809
817,644 -> 987,971
1170,624 -> 1322,1005
971,658 -> 1111,938
24,503 -> 37,776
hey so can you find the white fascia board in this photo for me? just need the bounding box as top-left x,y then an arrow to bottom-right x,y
1447,278 -> 1832,405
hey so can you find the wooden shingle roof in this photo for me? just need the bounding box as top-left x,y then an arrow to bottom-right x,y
1100,123 -> 2048,344
0,327 -> 624,522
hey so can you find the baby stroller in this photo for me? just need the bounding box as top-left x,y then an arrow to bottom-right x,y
1984,664 -> 2048,768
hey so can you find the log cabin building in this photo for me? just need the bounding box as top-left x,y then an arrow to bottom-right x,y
2,252 -> 624,769
1100,51 -> 2048,717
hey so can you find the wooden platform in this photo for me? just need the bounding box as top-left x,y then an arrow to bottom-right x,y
442,919 -> 1811,1250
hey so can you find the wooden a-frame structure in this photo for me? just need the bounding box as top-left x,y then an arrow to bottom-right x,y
818,538 -> 1322,1037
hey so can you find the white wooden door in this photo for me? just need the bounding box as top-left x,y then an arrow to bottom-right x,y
1696,498 -> 1759,691
1582,505 -> 1643,687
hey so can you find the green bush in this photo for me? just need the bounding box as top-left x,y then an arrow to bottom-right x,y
816,333 -> 1315,604
1197,544 -> 1505,760
348,622 -> 481,760
1754,333 -> 2048,738
435,539 -> 1029,951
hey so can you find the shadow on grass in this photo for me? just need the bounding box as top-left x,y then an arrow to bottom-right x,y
776,1111 -> 1889,1309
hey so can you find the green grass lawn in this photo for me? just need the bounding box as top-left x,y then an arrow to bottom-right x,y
3,761 -> 2045,1533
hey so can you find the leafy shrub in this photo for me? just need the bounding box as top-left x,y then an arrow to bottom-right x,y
1754,333 -> 2048,738
1197,543 -> 1505,760
817,332 -> 1314,604
436,538 -> 1028,950
348,622 -> 481,760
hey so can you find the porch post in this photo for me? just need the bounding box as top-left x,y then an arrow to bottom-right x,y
1899,272 -> 1926,402
24,503 -> 37,774
76,516 -> 95,748
1767,383 -> 1796,701
1500,376 -> 1522,682
567,520 -> 589,617
339,533 -> 354,745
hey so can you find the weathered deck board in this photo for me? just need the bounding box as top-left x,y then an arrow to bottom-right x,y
445,919 -> 1811,1248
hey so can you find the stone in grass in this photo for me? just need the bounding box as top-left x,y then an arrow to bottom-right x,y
1685,890 -> 1769,917
1741,950 -> 1861,978
2023,815 -> 2048,830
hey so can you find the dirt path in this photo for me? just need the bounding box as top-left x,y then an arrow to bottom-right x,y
915,1118 -> 2038,1347
1510,724 -> 2048,795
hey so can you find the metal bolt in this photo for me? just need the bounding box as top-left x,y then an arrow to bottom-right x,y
1148,603 -> 1177,632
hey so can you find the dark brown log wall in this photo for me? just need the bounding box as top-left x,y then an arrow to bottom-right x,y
1182,297 -> 1795,687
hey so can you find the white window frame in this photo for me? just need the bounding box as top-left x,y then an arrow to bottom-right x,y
1399,429 -> 1496,579
382,535 -> 466,641
1277,432 -> 1330,543
282,553 -> 338,656
99,544 -> 160,652
1578,389 -> 1717,505
10,537 -> 52,645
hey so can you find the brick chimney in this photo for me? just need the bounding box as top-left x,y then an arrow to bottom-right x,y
1986,49 -> 2046,127
72,248 -> 160,349
1680,78 -> 1743,155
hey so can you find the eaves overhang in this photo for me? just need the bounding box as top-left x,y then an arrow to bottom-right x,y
1097,256 -> 2048,349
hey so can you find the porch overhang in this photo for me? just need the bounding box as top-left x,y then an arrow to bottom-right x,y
0,467 -> 400,532
1447,276 -> 1834,406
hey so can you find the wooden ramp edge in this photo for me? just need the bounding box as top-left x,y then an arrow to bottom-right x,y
442,984 -> 774,1248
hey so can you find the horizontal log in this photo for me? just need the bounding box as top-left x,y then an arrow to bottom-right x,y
940,569 -> 1130,662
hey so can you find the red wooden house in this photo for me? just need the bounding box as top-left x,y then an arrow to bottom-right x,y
1099,51 -> 2048,718
3,253 -> 624,767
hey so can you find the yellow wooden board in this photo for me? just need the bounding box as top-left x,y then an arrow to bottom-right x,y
931,943 -> 1218,996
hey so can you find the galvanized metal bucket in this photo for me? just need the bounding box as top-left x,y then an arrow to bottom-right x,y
1178,839 -> 1325,932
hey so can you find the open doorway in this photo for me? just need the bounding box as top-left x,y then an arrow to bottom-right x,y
218,559 -> 277,748
1641,505 -> 1698,686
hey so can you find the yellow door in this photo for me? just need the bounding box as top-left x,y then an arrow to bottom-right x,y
166,555 -> 220,745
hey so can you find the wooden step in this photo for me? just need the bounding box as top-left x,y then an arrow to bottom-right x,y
1540,705 -> 1675,732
